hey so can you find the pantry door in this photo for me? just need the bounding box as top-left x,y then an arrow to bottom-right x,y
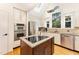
0,10 -> 9,54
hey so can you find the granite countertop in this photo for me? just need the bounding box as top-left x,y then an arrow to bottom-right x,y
60,32 -> 79,36
46,31 -> 79,36
20,34 -> 54,48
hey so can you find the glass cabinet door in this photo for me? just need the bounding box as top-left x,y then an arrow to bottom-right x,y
65,16 -> 71,28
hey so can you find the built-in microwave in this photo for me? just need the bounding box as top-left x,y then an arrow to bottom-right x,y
14,24 -> 26,31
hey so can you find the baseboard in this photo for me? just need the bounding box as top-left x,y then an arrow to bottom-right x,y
13,46 -> 20,49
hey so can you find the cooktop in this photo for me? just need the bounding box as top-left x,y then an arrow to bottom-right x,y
25,36 -> 48,43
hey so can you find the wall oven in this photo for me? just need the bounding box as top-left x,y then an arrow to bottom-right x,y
15,24 -> 26,31
14,24 -> 26,48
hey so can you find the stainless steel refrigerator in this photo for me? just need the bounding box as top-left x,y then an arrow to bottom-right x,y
28,21 -> 36,36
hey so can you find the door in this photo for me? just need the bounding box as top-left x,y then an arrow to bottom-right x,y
0,10 -> 9,54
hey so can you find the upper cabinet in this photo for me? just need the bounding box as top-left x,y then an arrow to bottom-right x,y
20,11 -> 27,24
14,8 -> 20,23
74,12 -> 79,27
14,8 -> 27,24
65,16 -> 71,28
61,11 -> 79,28
61,12 -> 75,29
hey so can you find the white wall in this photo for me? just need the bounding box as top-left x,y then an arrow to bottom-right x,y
0,4 -> 14,52
0,4 -> 29,53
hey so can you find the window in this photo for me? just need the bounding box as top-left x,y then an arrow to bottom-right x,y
52,12 -> 61,28
46,21 -> 49,28
65,16 -> 71,28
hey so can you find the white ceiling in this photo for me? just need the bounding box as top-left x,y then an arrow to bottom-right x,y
13,3 -> 79,21
14,3 -> 40,11
28,3 -> 60,20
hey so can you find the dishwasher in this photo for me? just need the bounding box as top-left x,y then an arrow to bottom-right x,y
61,34 -> 74,50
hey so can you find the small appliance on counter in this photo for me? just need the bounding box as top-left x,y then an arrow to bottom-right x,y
14,23 -> 26,48
38,27 -> 47,35
38,27 -> 47,32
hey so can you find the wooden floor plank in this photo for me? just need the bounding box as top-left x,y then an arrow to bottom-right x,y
6,45 -> 79,55
54,45 -> 79,55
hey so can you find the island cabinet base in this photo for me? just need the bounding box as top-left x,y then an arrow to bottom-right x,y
20,38 -> 54,55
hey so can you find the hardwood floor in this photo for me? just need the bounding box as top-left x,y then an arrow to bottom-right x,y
6,45 -> 79,55
6,47 -> 20,55
54,45 -> 79,55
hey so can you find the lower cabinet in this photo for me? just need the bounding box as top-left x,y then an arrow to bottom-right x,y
75,36 -> 79,51
61,34 -> 79,51
54,34 -> 61,45
61,34 -> 74,50
54,33 -> 79,51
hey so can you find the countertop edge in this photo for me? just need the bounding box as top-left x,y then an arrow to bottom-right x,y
20,35 -> 53,48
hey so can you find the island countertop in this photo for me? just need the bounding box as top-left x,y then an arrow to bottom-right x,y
20,34 -> 54,48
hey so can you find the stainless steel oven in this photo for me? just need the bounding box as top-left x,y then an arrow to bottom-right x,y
15,24 -> 26,31
14,31 -> 26,41
14,24 -> 26,48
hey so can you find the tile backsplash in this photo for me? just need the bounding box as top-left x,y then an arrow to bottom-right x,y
74,29 -> 79,33
47,28 -> 79,33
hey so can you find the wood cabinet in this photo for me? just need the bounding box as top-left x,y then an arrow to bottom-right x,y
21,38 -> 54,55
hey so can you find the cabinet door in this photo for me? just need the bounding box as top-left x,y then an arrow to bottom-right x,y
14,8 -> 21,23
74,12 -> 79,27
75,36 -> 79,51
61,12 -> 74,28
54,34 -> 61,45
14,8 -> 27,24
20,11 -> 27,24
61,35 -> 74,49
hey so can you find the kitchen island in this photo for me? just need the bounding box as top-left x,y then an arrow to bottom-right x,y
20,35 -> 54,55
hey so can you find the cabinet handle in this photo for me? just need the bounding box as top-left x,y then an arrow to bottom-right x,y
4,33 -> 8,36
